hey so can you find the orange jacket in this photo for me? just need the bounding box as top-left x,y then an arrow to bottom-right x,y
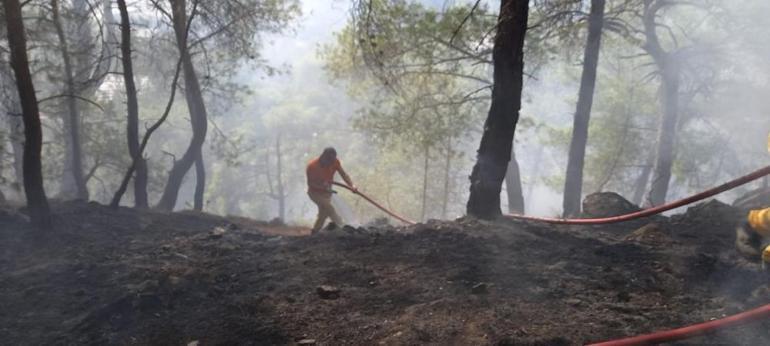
306,158 -> 341,192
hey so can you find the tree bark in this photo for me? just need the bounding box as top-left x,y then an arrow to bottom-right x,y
193,153 -> 205,211
275,135 -> 285,222
642,0 -> 680,207
52,0 -> 88,200
631,150 -> 655,205
3,0 -> 52,228
505,146 -> 525,214
467,0 -> 529,219
646,62 -> 679,206
156,0 -> 209,211
421,145 -> 430,221
109,57 -> 183,209
0,66 -> 25,194
117,0 -> 149,208
562,0 -> 605,217
441,139 -> 452,219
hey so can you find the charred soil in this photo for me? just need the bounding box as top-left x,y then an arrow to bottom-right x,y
1,199 -> 769,345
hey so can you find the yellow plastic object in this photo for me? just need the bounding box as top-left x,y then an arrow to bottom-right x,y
763,245 -> 770,268
749,208 -> 770,237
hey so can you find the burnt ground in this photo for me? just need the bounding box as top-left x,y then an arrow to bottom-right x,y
1,200 -> 770,345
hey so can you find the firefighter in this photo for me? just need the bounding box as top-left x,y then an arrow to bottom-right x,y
735,133 -> 770,268
306,147 -> 356,234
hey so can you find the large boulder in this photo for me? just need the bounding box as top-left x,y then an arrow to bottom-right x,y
581,192 -> 640,218
733,186 -> 770,211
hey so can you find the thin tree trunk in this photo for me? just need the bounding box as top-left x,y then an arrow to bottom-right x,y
642,0 -> 680,207
467,0 -> 529,219
3,0 -> 52,228
110,57 -> 183,208
0,133 -> 5,203
421,145 -> 430,221
1,71 -> 25,193
646,61 -> 679,206
442,139 -> 452,219
562,0 -> 605,217
193,153 -> 204,211
52,0 -> 88,200
276,135 -> 285,222
631,150 -> 655,205
156,0 -> 209,211
505,146 -> 525,214
10,114 -> 23,193
117,0 -> 149,208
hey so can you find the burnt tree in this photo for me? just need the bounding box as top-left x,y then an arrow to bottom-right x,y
643,0 -> 680,206
562,0 -> 606,217
193,154 -> 205,211
467,0 -> 529,219
3,0 -> 52,228
156,0 -> 209,211
117,0 -> 149,208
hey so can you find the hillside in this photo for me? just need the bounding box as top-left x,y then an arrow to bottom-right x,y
1,200 -> 769,345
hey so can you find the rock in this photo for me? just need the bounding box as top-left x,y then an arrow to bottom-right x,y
471,282 -> 489,295
365,217 -> 390,227
582,192 -> 640,218
209,227 -> 227,239
624,223 -> 670,244
187,341 -> 200,346
733,187 -> 770,210
565,298 -> 582,306
672,200 -> 742,227
316,285 -> 340,300
297,339 -> 316,345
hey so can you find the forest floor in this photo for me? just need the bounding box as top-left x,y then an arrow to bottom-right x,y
1,199 -> 770,345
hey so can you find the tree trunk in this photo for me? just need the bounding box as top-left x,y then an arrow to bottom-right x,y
562,0 -> 605,217
631,150 -> 654,205
421,145 -> 430,221
276,135 -> 285,222
156,0 -> 209,211
109,58 -> 183,209
467,0 -> 529,219
0,67 -> 25,194
117,0 -> 149,208
3,0 -> 52,228
0,132 -> 5,203
441,139 -> 452,219
193,153 -> 205,211
642,1 -> 680,207
52,0 -> 88,200
505,146 -> 525,214
646,60 -> 679,206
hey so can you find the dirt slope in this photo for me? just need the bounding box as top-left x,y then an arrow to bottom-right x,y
1,200 -> 769,345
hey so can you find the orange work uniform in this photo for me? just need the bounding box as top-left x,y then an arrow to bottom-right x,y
306,158 -> 343,231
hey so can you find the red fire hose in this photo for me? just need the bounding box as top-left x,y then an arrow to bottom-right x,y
337,166 -> 770,345
332,182 -> 416,225
587,303 -> 770,346
506,164 -> 770,225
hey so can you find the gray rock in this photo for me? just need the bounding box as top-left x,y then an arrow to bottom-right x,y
316,285 -> 340,300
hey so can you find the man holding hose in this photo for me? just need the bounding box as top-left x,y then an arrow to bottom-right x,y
736,133 -> 770,268
306,147 -> 356,234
